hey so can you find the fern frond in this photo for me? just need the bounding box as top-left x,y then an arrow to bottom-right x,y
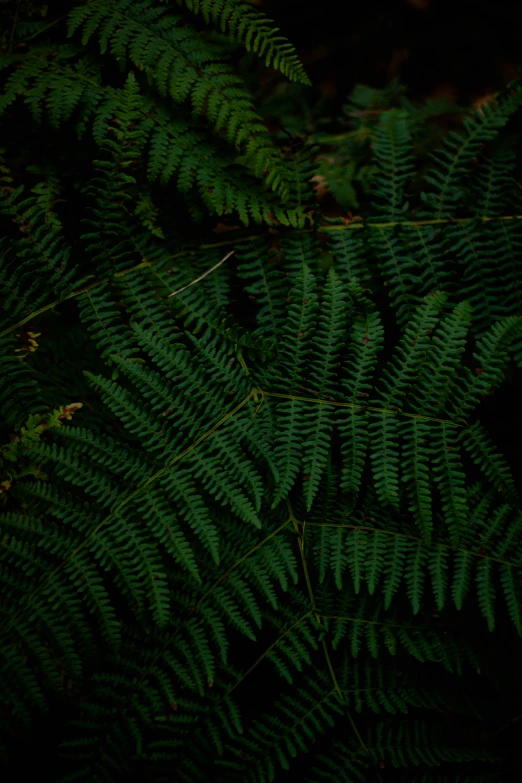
302,268 -> 346,509
400,417 -> 433,543
236,236 -> 290,343
2,36 -> 522,780
67,0 -> 296,198
421,83 -> 522,219
326,219 -> 371,286
370,108 -> 414,220
338,282 -> 384,501
177,0 -> 310,83
369,292 -> 447,508
460,421 -> 519,504
269,264 -> 318,505
217,670 -> 345,781
449,315 -> 522,423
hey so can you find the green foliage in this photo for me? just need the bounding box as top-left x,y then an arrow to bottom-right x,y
0,0 -> 308,225
1,2 -> 522,781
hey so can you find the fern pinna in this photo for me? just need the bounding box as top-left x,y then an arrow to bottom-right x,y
1,1 -> 522,781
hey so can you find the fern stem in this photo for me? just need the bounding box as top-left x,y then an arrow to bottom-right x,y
18,13 -> 69,44
318,613 -> 430,630
136,516 -> 294,688
303,520 -> 522,569
260,389 -> 464,427
321,214 -> 522,230
0,276 -> 114,339
287,500 -> 368,753
222,609 -> 313,698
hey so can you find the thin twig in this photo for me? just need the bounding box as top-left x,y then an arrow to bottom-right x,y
167,250 -> 234,298
7,0 -> 21,53
3,211 -> 521,339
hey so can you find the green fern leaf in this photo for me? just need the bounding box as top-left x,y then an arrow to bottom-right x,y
177,1 -> 310,84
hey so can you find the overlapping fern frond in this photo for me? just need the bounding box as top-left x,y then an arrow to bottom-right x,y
0,0 -> 309,225
321,79 -> 522,360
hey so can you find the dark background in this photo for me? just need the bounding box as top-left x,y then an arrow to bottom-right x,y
263,0 -> 521,107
